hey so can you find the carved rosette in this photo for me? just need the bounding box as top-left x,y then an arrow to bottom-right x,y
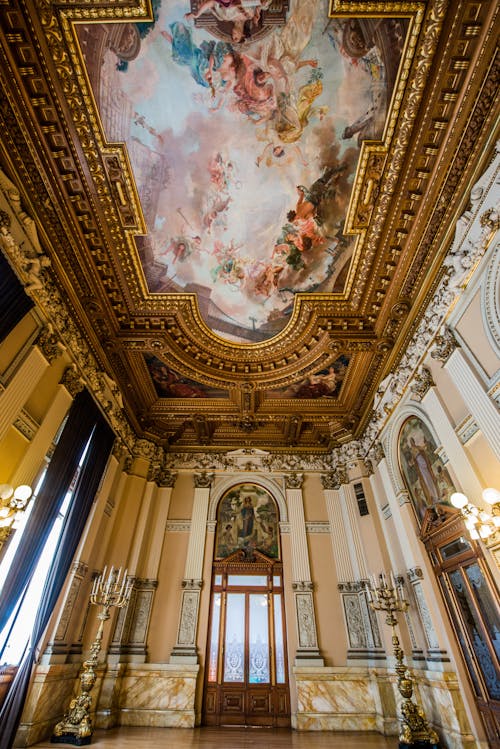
431,327 -> 459,363
194,471 -> 214,488
410,367 -> 435,401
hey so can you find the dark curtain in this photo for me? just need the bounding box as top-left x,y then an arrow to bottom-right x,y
0,389 -> 97,635
0,398 -> 115,748
0,251 -> 34,343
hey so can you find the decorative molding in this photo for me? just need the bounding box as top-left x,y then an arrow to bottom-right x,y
381,503 -> 392,520
206,520 -> 217,533
455,415 -> 480,444
166,520 -> 191,533
305,521 -> 330,534
182,579 -> 203,590
13,408 -> 40,441
279,521 -> 291,534
295,591 -> 318,649
482,236 -> 500,354
157,468 -> 177,488
321,472 -> 341,490
407,567 -> 424,583
292,581 -> 314,592
36,325 -> 64,364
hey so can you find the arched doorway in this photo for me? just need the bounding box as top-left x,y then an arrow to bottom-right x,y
203,483 -> 290,727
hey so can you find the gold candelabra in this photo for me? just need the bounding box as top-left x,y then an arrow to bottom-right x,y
368,572 -> 439,748
52,566 -> 132,745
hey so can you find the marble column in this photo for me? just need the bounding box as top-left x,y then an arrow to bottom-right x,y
286,473 -> 323,665
170,471 -> 213,664
432,328 -> 500,460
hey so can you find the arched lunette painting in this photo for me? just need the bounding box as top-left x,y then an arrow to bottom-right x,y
215,483 -> 280,559
398,416 -> 456,524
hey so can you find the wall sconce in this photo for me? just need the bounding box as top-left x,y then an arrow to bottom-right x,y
0,484 -> 33,550
450,488 -> 500,540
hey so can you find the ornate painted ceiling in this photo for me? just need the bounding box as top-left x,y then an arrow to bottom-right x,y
0,0 -> 498,451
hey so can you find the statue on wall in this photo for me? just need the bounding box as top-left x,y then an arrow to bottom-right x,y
398,416 -> 455,523
215,483 -> 279,559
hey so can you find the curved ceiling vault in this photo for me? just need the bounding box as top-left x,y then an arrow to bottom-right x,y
0,0 -> 498,450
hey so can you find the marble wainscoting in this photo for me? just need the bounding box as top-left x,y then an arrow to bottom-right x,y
116,663 -> 199,728
409,669 -> 479,749
15,662 -> 82,747
293,667 -> 397,734
293,666 -> 479,749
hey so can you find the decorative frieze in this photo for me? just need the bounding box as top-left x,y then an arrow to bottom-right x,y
406,567 -> 424,583
13,408 -> 39,441
305,521 -> 330,534
166,520 -> 191,533
456,415 -> 479,444
321,472 -> 341,490
295,592 -> 318,650
292,581 -> 314,592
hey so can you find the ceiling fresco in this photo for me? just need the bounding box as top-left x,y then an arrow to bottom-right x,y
76,2 -> 408,342
0,0 -> 497,450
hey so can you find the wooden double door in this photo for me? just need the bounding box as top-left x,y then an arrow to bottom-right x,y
203,552 -> 290,727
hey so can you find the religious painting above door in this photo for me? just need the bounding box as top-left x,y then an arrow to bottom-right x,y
215,483 -> 279,559
398,417 -> 456,524
76,3 -> 409,342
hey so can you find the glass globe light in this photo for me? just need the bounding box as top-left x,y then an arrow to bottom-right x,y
450,492 -> 468,509
469,528 -> 480,540
13,485 -> 32,503
479,525 -> 492,539
0,484 -> 14,501
482,488 -> 500,506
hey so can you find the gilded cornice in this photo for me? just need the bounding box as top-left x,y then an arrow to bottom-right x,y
0,0 -> 497,450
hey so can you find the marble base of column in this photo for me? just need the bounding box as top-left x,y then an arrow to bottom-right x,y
169,645 -> 198,664
294,649 -> 324,667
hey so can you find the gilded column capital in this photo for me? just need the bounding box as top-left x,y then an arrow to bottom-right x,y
157,468 -> 177,488
370,441 -> 385,465
194,471 -> 214,488
60,366 -> 85,397
321,472 -> 341,490
37,325 -> 64,364
133,438 -> 157,461
285,472 -> 303,490
410,366 -> 435,401
431,327 -> 459,364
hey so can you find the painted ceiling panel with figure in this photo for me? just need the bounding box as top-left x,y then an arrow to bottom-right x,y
77,2 -> 408,342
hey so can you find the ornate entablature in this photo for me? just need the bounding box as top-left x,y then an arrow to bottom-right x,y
0,0 -> 497,452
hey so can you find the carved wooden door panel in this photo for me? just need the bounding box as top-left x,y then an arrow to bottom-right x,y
421,509 -> 500,746
203,552 -> 290,727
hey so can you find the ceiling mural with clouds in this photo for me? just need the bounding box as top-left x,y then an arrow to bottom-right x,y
77,1 -> 408,343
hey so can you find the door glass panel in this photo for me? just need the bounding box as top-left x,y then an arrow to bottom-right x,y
228,575 -> 267,586
273,593 -> 285,683
449,570 -> 500,700
439,537 -> 471,560
249,594 -> 270,683
465,563 -> 500,660
440,576 -> 482,696
214,574 -> 222,585
208,593 -> 221,682
224,593 -> 245,682
273,576 -> 281,587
